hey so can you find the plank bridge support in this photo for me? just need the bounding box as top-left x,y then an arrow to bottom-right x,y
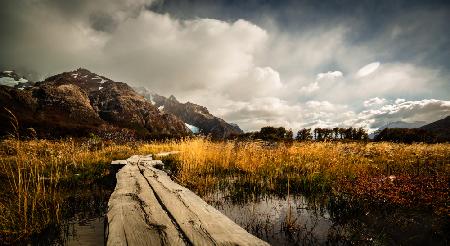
106,155 -> 269,246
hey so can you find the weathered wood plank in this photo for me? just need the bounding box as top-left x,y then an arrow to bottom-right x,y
106,157 -> 187,246
138,161 -> 269,246
111,160 -> 127,165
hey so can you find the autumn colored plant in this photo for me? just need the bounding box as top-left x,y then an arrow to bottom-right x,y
143,138 -> 450,213
1,137 -> 449,243
0,139 -> 136,243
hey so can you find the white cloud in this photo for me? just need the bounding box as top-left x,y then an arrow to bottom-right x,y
1,1 -> 449,134
101,13 -> 270,97
299,81 -> 319,93
395,98 -> 406,104
357,62 -> 380,77
221,66 -> 283,100
364,97 -> 388,107
353,99 -> 450,129
300,70 -> 343,94
219,97 -> 351,131
317,71 -> 343,80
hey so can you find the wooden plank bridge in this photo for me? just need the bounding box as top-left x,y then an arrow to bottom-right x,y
106,154 -> 269,246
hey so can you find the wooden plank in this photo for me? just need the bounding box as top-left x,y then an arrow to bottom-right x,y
106,163 -> 187,246
138,162 -> 269,246
111,160 -> 127,165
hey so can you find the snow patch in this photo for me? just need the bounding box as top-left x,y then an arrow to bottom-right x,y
185,123 -> 200,134
93,76 -> 108,83
0,77 -> 19,87
147,94 -> 155,105
99,87 -> 103,90
4,71 -> 13,73
158,105 -> 164,111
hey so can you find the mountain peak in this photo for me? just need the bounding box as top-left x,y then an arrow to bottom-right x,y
168,95 -> 177,101
134,89 -> 244,139
1,68 -> 190,139
75,68 -> 93,74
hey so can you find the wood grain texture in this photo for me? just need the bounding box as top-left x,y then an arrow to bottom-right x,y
107,154 -> 269,246
106,156 -> 186,246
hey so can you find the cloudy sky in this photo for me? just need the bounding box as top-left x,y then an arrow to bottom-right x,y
1,0 -> 450,132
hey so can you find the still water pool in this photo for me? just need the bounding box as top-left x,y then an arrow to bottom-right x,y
29,177 -> 447,245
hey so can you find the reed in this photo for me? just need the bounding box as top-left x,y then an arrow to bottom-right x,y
0,139 -> 136,243
144,138 -> 449,212
1,137 -> 449,243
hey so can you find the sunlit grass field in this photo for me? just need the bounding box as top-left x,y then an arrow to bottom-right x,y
0,139 -> 136,243
143,139 -> 449,213
1,138 -> 449,243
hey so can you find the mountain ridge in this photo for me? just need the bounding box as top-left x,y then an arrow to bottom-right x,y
135,87 -> 243,139
0,68 -> 190,139
420,115 -> 450,141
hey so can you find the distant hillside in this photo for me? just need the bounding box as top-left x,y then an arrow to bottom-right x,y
420,115 -> 450,142
380,121 -> 427,129
0,68 -> 189,139
135,87 -> 243,139
369,120 -> 427,139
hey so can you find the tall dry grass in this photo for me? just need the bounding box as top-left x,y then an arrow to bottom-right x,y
1,137 -> 449,242
0,139 -> 136,243
141,138 -> 450,212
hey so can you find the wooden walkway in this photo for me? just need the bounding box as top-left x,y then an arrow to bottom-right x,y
106,155 -> 269,246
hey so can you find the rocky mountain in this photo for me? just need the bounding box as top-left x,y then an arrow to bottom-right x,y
135,87 -> 243,139
379,121 -> 427,129
420,115 -> 450,141
0,68 -> 189,139
369,120 -> 427,139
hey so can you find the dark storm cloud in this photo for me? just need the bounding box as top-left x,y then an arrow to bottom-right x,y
89,12 -> 118,32
0,0 -> 449,131
150,0 -> 450,69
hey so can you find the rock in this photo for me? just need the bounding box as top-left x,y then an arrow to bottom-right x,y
0,68 -> 190,138
135,87 -> 244,139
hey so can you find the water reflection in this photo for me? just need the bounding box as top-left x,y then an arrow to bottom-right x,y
64,217 -> 104,246
204,192 -> 336,245
29,174 -> 115,246
27,172 -> 448,245
203,189 -> 448,245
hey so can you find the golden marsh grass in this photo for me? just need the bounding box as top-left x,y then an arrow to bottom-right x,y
142,138 -> 449,212
1,137 -> 449,243
0,139 -> 135,243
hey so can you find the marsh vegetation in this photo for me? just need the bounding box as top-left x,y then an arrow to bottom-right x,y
0,138 -> 449,244
147,139 -> 450,244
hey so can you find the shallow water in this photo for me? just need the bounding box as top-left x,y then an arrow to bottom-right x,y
28,175 -> 115,246
203,190 -> 448,245
65,217 -> 104,246
27,173 -> 448,245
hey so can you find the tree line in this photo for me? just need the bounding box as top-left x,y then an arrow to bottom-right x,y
233,126 -> 368,142
231,126 -> 444,143
296,127 -> 368,141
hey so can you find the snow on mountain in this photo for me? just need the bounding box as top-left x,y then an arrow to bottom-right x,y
185,123 -> 200,134
0,71 -> 29,87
